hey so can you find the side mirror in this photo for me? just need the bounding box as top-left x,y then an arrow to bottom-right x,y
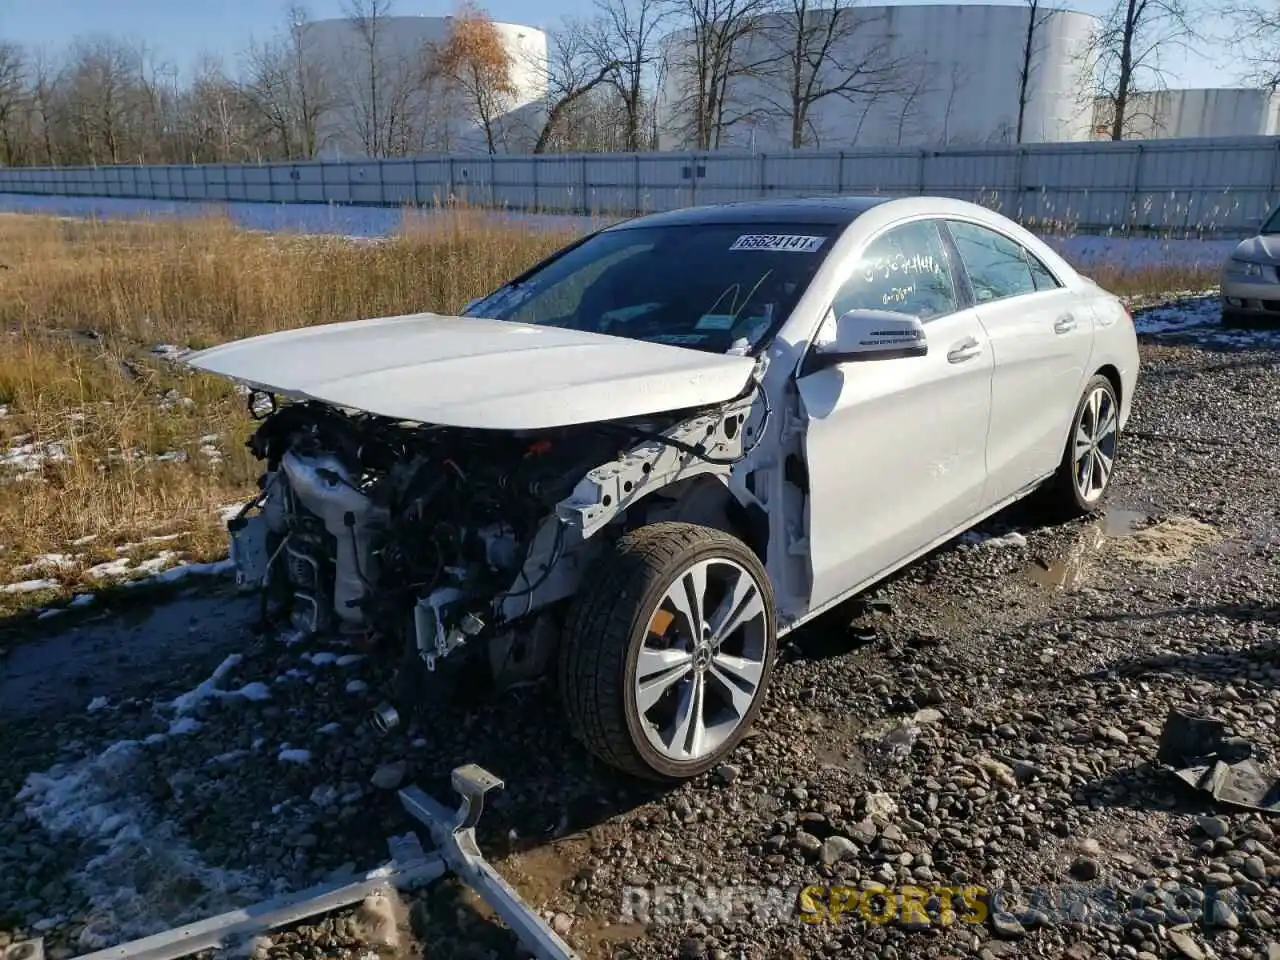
809,309 -> 928,369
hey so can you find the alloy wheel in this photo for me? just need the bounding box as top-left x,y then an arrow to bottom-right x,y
633,557 -> 770,763
1073,384 -> 1118,504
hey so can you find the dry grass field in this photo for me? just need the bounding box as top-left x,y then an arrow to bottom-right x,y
0,206 -> 1218,618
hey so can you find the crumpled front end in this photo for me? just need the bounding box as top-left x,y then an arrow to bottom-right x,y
219,365 -> 760,740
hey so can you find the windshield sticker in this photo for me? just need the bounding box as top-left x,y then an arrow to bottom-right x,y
695,313 -> 737,330
601,302 -> 662,324
730,234 -> 826,253
647,333 -> 706,345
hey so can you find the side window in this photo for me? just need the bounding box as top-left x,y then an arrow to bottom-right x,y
946,221 -> 1040,304
832,220 -> 959,322
1024,249 -> 1062,292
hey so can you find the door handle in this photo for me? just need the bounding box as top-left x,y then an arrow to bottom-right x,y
1054,314 -> 1077,334
947,337 -> 982,363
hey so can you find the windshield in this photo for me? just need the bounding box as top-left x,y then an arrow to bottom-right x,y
462,221 -> 842,354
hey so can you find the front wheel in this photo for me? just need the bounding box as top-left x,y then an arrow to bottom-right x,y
1042,374 -> 1121,519
557,522 -> 777,781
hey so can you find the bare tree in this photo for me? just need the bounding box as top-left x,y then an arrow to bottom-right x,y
134,45 -> 182,154
0,42 -> 29,164
893,62 -> 931,147
61,36 -> 144,163
665,0 -> 775,149
240,7 -> 336,159
1226,2 -> 1280,89
941,60 -> 972,143
339,0 -> 395,157
1015,0 -> 1057,142
172,54 -> 252,162
528,18 -> 619,153
590,0 -> 669,150
756,0 -> 905,149
282,5 -> 332,157
26,45 -> 62,165
1084,0 -> 1196,141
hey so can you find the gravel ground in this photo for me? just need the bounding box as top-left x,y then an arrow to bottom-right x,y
3,293 -> 1280,960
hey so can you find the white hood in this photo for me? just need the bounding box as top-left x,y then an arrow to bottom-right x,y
185,313 -> 756,430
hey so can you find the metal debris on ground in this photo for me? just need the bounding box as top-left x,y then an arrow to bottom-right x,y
1158,708 -> 1280,812
49,763 -> 579,960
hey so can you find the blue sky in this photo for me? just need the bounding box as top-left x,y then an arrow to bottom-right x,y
0,0 -> 1228,88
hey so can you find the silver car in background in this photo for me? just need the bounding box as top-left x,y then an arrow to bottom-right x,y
1221,205 -> 1280,325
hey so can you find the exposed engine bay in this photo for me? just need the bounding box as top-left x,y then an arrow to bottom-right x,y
227,388 -> 764,714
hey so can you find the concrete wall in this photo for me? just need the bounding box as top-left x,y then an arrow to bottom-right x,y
305,16 -> 549,158
656,3 -> 1099,150
0,135 -> 1275,237
1093,89 -> 1280,140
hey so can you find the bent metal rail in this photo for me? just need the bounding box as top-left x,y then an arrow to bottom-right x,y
1,765 -> 579,960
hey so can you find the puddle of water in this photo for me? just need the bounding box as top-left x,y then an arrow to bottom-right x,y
1021,507 -> 1153,589
1024,556 -> 1085,589
1103,507 -> 1149,537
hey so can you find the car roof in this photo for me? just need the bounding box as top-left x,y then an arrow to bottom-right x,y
604,196 -> 892,231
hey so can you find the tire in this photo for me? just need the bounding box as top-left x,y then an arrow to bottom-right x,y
1221,308 -> 1253,328
1041,374 -> 1120,519
557,521 -> 777,782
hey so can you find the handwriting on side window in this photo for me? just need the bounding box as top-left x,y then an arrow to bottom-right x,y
862,252 -> 942,283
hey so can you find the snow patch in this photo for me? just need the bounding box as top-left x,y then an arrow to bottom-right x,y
129,557 -> 234,587
1,578 -> 59,594
1,439 -> 71,476
86,696 -> 109,713
278,748 -> 312,765
230,681 -> 272,702
961,531 -> 1028,548
85,558 -> 133,580
168,716 -> 202,736
16,736 -> 276,951
151,344 -> 191,363
169,653 -> 244,714
16,553 -> 78,575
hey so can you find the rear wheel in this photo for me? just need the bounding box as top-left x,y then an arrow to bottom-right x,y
557,522 -> 777,781
1221,308 -> 1253,328
1041,374 -> 1120,519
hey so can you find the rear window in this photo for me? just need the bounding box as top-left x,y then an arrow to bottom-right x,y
464,222 -> 843,354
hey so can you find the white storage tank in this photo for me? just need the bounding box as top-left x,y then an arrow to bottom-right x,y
656,2 -> 1100,150
303,14 -> 548,157
1092,88 -> 1280,139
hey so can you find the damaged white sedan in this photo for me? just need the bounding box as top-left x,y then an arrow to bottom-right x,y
187,196 -> 1139,781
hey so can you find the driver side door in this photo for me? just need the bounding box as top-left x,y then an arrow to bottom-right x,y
795,218 -> 995,612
